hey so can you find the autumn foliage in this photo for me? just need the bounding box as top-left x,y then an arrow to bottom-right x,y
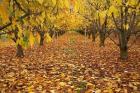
0,0 -> 140,92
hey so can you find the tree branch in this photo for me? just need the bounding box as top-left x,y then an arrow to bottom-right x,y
108,36 -> 119,46
112,13 -> 121,32
14,0 -> 28,13
0,11 -> 42,31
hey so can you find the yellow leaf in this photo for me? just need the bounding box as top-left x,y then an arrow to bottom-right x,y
28,85 -> 34,93
29,32 -> 35,48
0,1 -> 9,23
51,0 -> 56,6
50,90 -> 56,93
30,18 -> 38,26
18,91 -> 21,93
108,88 -> 113,93
42,12 -> 46,19
74,1 -> 80,13
99,10 -> 107,25
57,0 -> 64,8
36,33 -> 41,44
61,73 -> 65,78
86,82 -> 95,89
128,0 -> 138,6
116,0 -> 122,5
95,89 -> 101,93
12,19 -> 17,27
59,82 -> 66,87
37,0 -> 44,4
108,5 -> 119,17
64,0 -> 70,9
45,33 -> 52,43
123,24 -> 129,30
17,24 -> 23,37
16,37 -> 23,47
85,89 -> 93,93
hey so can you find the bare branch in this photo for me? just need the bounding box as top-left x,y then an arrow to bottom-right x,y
0,11 -> 42,31
108,36 -> 119,46
112,13 -> 121,32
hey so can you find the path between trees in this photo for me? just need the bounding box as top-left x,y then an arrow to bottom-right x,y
0,32 -> 140,93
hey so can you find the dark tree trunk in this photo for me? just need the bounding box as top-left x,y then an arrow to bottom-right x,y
92,31 -> 96,42
120,45 -> 128,60
40,36 -> 44,46
11,29 -> 24,57
49,30 -> 54,38
16,44 -> 24,57
88,32 -> 91,39
119,31 -> 128,59
39,32 -> 45,46
55,32 -> 58,39
99,32 -> 105,47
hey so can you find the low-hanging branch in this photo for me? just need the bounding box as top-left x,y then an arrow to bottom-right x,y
14,0 -> 28,13
0,13 -> 29,31
111,13 -> 121,32
0,11 -> 42,32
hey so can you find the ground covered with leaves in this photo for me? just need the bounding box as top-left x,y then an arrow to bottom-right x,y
0,32 -> 140,93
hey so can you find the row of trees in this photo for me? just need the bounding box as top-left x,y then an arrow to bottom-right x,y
78,0 -> 140,59
0,0 -> 139,59
0,0 -> 84,57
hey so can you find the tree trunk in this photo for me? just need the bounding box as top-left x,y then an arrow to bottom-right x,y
88,32 -> 91,39
54,32 -> 58,39
120,45 -> 128,60
49,30 -> 54,38
92,32 -> 96,42
100,38 -> 105,47
99,32 -> 105,47
40,36 -> 44,46
119,31 -> 128,59
39,32 -> 45,46
16,44 -> 24,57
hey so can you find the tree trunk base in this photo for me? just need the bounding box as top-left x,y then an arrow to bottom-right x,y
99,42 -> 105,47
120,49 -> 128,60
99,33 -> 105,47
16,44 -> 24,58
40,38 -> 44,46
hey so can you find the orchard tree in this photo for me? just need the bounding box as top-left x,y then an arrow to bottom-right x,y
107,0 -> 140,59
0,0 -> 61,57
76,0 -> 140,59
0,0 -> 82,57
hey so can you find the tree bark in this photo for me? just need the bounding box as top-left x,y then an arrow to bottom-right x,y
119,31 -> 128,59
16,44 -> 24,57
120,45 -> 128,60
49,30 -> 54,38
39,32 -> 45,46
92,32 -> 96,42
99,32 -> 105,47
40,36 -> 44,46
88,32 -> 91,39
